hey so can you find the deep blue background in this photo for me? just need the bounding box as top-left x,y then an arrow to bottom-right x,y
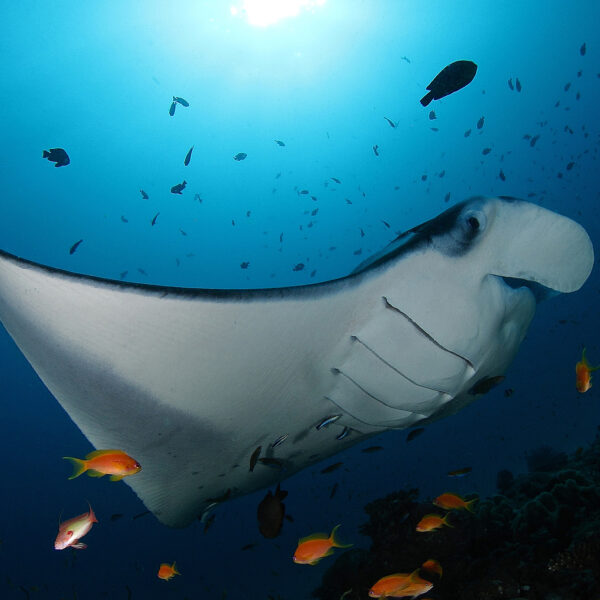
1,1 -> 599,598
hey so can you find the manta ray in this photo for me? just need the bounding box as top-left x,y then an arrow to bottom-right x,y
0,196 -> 593,527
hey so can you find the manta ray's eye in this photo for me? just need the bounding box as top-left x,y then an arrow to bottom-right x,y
462,209 -> 486,237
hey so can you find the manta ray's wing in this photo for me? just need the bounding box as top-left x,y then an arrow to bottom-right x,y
0,197 -> 592,526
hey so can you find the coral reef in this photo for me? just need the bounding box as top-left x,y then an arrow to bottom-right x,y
313,437 -> 600,600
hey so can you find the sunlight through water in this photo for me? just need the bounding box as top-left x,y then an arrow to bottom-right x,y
231,0 -> 326,27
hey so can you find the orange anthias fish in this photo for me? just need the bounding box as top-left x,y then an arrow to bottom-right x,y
433,492 -> 477,512
293,524 -> 352,565
421,558 -> 443,578
416,513 -> 452,533
158,562 -> 180,581
369,569 -> 433,598
576,348 -> 599,393
54,503 -> 98,550
63,449 -> 142,481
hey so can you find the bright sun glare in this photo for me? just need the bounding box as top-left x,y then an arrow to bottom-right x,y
230,0 -> 326,27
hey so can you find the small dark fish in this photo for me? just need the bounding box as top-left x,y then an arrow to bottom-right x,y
360,228 -> 365,238
249,446 -> 262,472
430,127 -> 439,132
336,427 -> 350,440
320,462 -> 343,474
132,510 -> 150,520
421,174 -> 427,181
110,513 -> 124,522
438,170 -> 445,178
257,458 -> 284,469
173,96 -> 189,107
203,513 -> 216,534
420,60 -> 477,106
311,208 -> 318,216
270,434 -> 288,449
121,215 -> 129,223
205,488 -> 231,504
566,161 -> 575,171
482,147 -> 491,155
464,129 -> 471,137
384,117 -> 396,128
401,56 -> 411,63
353,249 -> 362,256
140,189 -> 149,199
447,467 -> 472,478
428,111 -> 436,120
69,239 -> 83,255
580,42 -> 586,56
292,263 -> 304,272
184,146 -> 194,166
274,140 -> 285,146
564,82 -> 571,91
179,229 -> 187,236
515,78 -> 522,92
530,134 -> 540,147
406,427 -> 425,442
469,374 -> 505,395
361,446 -> 383,453
194,193 -> 203,203
372,144 -> 379,156
381,220 -> 390,228
444,192 -> 451,203
329,482 -> 339,499
171,180 -> 187,194
257,483 -> 288,538
499,169 -> 506,181
477,116 -> 485,129
504,388 -> 514,397
330,177 -> 341,184
169,101 -> 176,116
240,261 -> 250,269
151,212 -> 159,226
120,271 -> 128,279
137,268 -> 148,275
241,543 -> 257,551
345,198 -> 352,204
316,414 -> 342,430
43,148 -> 70,167
507,78 -> 514,90
279,232 -> 283,243
300,189 -> 309,195
233,152 -> 247,161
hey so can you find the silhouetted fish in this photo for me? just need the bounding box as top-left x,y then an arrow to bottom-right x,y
234,152 -> 247,161
428,111 -> 436,120
373,145 -> 379,156
171,180 -> 187,194
151,212 -> 159,226
507,78 -> 514,90
499,169 -> 506,181
274,140 -> 285,146
292,263 -> 304,272
169,101 -> 176,116
464,129 -> 471,137
330,177 -> 341,184
580,42 -> 586,56
140,189 -> 149,199
320,462 -> 342,474
43,148 -> 70,167
69,239 -> 83,255
406,427 -> 425,442
477,116 -> 485,129
257,484 -> 288,538
420,60 -> 477,106
173,96 -> 189,107
184,146 -> 193,166
240,261 -> 250,269
515,78 -> 522,92
383,117 -> 396,128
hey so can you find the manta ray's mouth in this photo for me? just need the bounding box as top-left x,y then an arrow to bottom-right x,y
501,276 -> 559,302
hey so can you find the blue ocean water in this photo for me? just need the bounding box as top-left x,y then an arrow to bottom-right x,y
1,1 -> 599,598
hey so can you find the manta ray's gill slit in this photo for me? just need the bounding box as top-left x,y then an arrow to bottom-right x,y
349,335 -> 446,394
381,296 -> 475,370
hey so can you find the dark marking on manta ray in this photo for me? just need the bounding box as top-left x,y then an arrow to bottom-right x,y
382,297 -> 474,369
249,446 -> 261,471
